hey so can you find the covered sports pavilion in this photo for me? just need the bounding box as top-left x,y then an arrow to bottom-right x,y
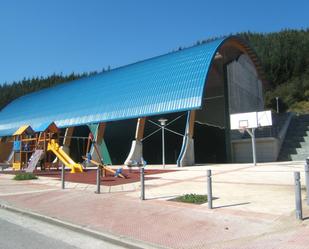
0,36 -> 266,166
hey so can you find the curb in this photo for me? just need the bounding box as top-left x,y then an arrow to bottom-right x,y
0,202 -> 166,249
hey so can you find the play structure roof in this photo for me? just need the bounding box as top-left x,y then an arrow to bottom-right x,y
13,125 -> 35,136
33,122 -> 59,133
0,36 -> 262,137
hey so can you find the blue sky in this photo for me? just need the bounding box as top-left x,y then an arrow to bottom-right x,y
0,0 -> 308,84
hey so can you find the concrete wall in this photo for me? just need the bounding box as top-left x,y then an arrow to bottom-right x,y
231,137 -> 279,163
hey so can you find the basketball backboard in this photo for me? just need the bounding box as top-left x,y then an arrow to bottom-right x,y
230,110 -> 272,130
257,110 -> 272,127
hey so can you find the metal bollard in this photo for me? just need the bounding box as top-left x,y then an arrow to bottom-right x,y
140,167 -> 145,200
294,171 -> 303,220
207,170 -> 213,209
61,163 -> 65,189
95,166 -> 101,194
305,158 -> 309,206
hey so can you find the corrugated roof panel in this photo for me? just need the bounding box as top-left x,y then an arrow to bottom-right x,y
0,37 -> 230,137
0,128 -> 19,137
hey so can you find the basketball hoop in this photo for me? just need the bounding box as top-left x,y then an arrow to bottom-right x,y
238,126 -> 246,134
238,120 -> 248,134
230,110 -> 273,167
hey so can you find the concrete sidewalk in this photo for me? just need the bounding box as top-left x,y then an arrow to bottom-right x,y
1,162 -> 309,249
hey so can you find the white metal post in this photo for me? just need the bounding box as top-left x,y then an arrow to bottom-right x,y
207,170 -> 213,209
158,118 -> 168,168
251,128 -> 256,166
95,166 -> 101,194
305,158 -> 309,206
246,128 -> 257,166
61,163 -> 65,189
140,167 -> 145,200
294,171 -> 303,220
276,97 -> 279,114
162,126 -> 165,168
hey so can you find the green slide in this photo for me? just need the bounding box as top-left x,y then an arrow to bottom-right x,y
88,124 -> 112,165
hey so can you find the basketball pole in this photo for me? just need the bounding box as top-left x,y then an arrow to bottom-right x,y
246,128 -> 257,166
231,111 -> 272,166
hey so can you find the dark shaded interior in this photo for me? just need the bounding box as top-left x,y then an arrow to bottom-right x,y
192,50 -> 228,163
104,119 -> 136,165
194,123 -> 226,163
70,125 -> 90,162
143,112 -> 186,164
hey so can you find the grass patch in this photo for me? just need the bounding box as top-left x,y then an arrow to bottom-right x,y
13,172 -> 38,181
171,194 -> 208,205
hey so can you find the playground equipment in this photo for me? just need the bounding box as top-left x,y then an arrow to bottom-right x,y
25,149 -> 44,172
84,132 -> 125,178
12,125 -> 36,170
82,156 -> 125,178
48,139 -> 83,173
21,122 -> 60,173
6,150 -> 14,164
0,145 -> 14,170
1,123 -> 84,173
33,122 -> 60,171
87,124 -> 112,165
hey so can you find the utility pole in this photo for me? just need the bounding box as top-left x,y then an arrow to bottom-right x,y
158,118 -> 168,168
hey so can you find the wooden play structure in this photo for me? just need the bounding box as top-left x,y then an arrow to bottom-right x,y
30,122 -> 60,171
12,123 -> 59,171
12,125 -> 36,170
11,123 -> 83,173
34,122 -> 83,173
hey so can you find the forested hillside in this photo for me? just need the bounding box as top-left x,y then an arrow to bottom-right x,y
0,72 -> 99,110
239,29 -> 309,113
0,29 -> 308,113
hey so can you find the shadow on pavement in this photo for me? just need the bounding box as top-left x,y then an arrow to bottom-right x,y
214,202 -> 250,209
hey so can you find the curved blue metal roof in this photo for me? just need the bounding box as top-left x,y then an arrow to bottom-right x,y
0,37 -> 254,137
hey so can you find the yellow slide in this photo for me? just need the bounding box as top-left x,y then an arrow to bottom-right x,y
47,139 -> 83,173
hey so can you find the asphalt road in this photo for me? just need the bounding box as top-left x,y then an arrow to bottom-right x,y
0,208 -> 126,249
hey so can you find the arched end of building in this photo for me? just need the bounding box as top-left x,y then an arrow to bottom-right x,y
192,36 -> 266,164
